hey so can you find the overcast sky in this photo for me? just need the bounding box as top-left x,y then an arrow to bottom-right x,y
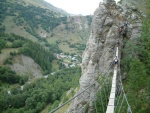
44,0 -> 120,15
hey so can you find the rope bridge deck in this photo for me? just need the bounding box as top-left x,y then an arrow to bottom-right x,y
49,47 -> 132,113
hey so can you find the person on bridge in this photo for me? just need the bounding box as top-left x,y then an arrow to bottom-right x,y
117,39 -> 120,46
114,56 -> 118,69
124,21 -> 128,28
118,26 -> 123,36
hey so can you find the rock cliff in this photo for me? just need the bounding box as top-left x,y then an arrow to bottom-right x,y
67,0 -> 144,112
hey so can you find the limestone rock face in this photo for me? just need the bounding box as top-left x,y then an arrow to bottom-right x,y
67,1 -> 143,113
103,0 -> 115,4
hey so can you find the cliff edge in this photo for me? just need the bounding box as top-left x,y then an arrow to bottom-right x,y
67,0 -> 144,112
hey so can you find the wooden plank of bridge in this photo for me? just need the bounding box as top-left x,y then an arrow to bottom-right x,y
106,47 -> 118,113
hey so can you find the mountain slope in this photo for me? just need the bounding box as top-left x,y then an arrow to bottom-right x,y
0,0 -> 91,112
0,0 -> 92,56
9,0 -> 68,16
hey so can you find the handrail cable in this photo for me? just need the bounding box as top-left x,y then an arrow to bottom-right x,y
49,83 -> 94,113
78,76 -> 112,113
49,48 -> 115,113
106,47 -> 119,113
117,96 -> 125,113
49,74 -> 112,113
114,81 -> 123,112
106,46 -> 132,113
48,35 -> 133,113
117,63 -> 132,113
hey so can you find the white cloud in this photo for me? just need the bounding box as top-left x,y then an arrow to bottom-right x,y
44,0 -> 120,15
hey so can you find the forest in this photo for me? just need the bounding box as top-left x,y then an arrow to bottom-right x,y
0,67 -> 81,113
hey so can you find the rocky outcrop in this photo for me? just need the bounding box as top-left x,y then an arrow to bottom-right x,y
11,55 -> 43,78
67,0 -> 143,112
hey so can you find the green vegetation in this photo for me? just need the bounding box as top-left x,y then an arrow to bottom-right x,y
19,41 -> 55,74
0,32 -> 61,74
0,67 -> 81,113
0,0 -> 71,50
0,39 -> 6,53
0,0 -> 91,56
69,43 -> 86,51
93,76 -> 112,113
121,1 -> 150,112
0,0 -> 90,113
0,48 -> 19,65
86,15 -> 92,26
0,0 -> 67,32
0,66 -> 27,85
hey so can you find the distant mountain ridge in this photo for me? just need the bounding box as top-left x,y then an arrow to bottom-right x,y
14,0 -> 69,16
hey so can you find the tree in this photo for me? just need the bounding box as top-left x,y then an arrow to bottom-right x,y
25,98 -> 35,109
0,38 -> 6,52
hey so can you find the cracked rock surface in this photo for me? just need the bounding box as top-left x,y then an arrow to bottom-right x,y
67,0 -> 143,112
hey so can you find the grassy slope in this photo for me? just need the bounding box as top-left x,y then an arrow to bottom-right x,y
21,0 -> 48,8
9,0 -> 68,15
0,48 -> 19,65
25,0 -> 68,15
47,16 -> 91,55
2,0 -> 91,57
41,104 -> 50,113
51,60 -> 59,71
3,15 -> 90,57
3,16 -> 38,42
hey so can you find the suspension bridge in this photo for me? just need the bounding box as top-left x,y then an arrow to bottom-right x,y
49,47 -> 132,113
